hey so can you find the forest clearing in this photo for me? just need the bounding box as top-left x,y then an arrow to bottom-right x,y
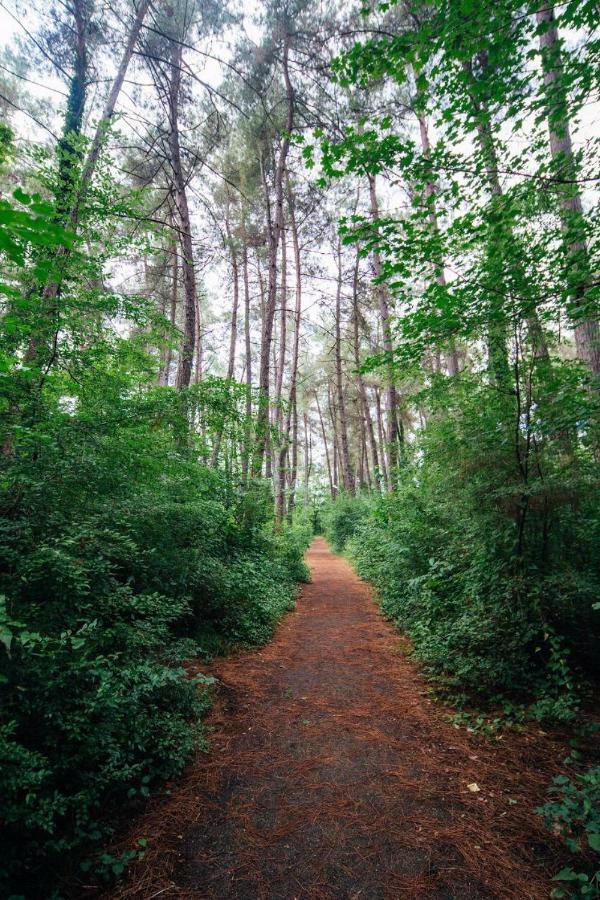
0,0 -> 599,896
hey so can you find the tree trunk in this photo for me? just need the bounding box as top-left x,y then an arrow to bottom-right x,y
352,248 -> 382,490
303,411 -> 312,506
334,240 -> 355,494
241,239 -> 252,482
55,0 -> 88,219
287,395 -> 299,522
315,392 -> 335,499
374,385 -> 389,488
20,0 -> 88,371
77,0 -> 152,213
277,176 -> 303,522
167,40 -> 197,390
30,0 -> 151,326
225,211 -> 239,381
536,4 -> 600,373
276,226 -> 287,416
275,226 -> 288,522
328,383 -> 340,496
160,219 -> 178,385
368,174 -> 399,489
252,32 -> 294,476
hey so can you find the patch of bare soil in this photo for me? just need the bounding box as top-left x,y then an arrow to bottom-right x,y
105,538 -> 574,899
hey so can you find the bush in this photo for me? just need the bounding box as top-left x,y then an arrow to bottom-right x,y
536,767 -> 600,898
322,493 -> 374,553
345,374 -> 600,713
0,385 -> 309,897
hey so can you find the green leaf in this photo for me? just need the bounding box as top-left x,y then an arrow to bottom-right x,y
553,869 -> 581,882
587,833 -> 600,853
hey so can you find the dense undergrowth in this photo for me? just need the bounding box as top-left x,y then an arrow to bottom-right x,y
0,158 -> 310,895
323,375 -> 600,717
0,383 -> 309,896
322,372 -> 600,895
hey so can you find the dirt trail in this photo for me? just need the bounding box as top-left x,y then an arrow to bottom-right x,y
111,538 -> 568,899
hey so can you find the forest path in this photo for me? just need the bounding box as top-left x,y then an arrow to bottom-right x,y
112,538 -> 563,899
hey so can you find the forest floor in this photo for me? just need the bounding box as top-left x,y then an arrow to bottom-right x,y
105,538 -> 575,899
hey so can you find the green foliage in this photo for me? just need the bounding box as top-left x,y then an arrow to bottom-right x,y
344,374 -> 599,713
0,151 -> 309,897
322,493 -> 375,553
317,2 -> 600,890
537,768 -> 600,898
0,383 -> 307,895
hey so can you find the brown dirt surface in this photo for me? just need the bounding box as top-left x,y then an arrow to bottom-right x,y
105,538 -> 576,899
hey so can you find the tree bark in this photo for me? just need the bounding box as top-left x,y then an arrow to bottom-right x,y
160,217 -> 178,385
167,39 -> 197,390
225,208 -> 240,381
276,177 -> 302,521
253,31 -> 294,476
328,383 -> 340,496
303,411 -> 312,506
55,0 -> 88,219
315,392 -> 335,499
368,174 -> 400,489
352,249 -> 382,489
536,4 -> 600,373
334,240 -> 355,494
275,225 -> 288,521
33,0 -> 151,311
78,0 -> 152,212
276,225 -> 287,415
287,394 -> 299,521
241,239 -> 252,482
374,385 -> 389,489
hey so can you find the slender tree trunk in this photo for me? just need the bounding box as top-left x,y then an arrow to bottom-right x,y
275,227 -> 288,522
287,396 -> 299,522
277,176 -> 303,522
276,227 -> 287,415
315,392 -> 335,499
253,33 -> 294,476
328,383 -> 340,495
303,412 -> 312,506
78,0 -> 151,211
241,240 -> 252,482
374,385 -> 389,488
368,174 -> 399,488
194,289 -> 202,383
352,249 -> 382,489
334,241 -> 355,494
167,40 -> 197,390
226,213 -> 239,381
536,4 -> 600,373
160,222 -> 178,385
22,0 -> 89,369
27,0 -> 151,352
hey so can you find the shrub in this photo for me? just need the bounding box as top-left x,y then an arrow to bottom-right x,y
536,767 -> 600,898
345,374 -> 600,713
322,493 -> 374,553
0,385 -> 309,897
